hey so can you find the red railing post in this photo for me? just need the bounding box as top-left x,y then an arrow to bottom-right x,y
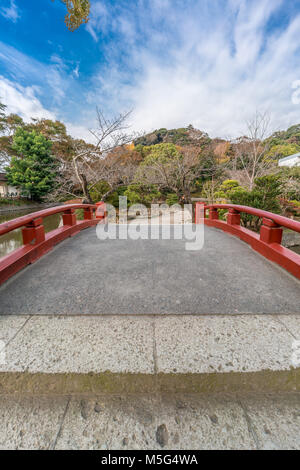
22,218 -> 45,245
260,217 -> 283,244
63,208 -> 77,226
195,202 -> 205,224
95,202 -> 107,220
209,207 -> 219,220
84,207 -> 94,220
227,208 -> 241,226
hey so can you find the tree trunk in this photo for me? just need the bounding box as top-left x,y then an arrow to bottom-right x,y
80,173 -> 92,203
101,187 -> 118,202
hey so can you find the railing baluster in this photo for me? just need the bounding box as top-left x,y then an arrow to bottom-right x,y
227,208 -> 240,225
209,207 -> 219,220
195,202 -> 205,224
84,207 -> 94,220
22,218 -> 45,246
260,217 -> 283,245
63,208 -> 77,226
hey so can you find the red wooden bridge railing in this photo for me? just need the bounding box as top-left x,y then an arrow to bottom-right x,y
195,202 -> 300,280
0,203 -> 106,285
1,202 -> 299,285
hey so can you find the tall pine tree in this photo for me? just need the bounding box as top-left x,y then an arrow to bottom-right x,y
6,128 -> 57,201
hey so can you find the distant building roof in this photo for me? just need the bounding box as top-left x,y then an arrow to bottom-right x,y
278,152 -> 300,164
0,172 -> 7,182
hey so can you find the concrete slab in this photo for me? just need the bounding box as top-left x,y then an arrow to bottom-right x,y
276,316 -> 300,339
0,315 -> 298,394
0,395 -> 68,450
239,393 -> 300,450
0,316 -> 154,374
1,226 -> 300,315
154,315 -> 299,373
0,393 -> 298,450
0,315 -> 30,344
55,394 -> 254,450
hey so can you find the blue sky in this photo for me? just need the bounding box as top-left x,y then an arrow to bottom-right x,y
1,0 -> 300,142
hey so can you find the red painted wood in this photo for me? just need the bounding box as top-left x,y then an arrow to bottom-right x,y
204,204 -> 300,233
260,221 -> 283,245
196,203 -> 300,280
22,221 -> 46,245
227,208 -> 241,226
95,202 -> 106,220
62,209 -> 77,226
0,204 -> 98,285
0,204 -> 96,236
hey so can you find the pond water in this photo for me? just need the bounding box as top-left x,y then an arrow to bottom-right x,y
0,208 -> 63,258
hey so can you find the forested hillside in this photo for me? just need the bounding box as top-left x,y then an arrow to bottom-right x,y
1,102 -> 299,224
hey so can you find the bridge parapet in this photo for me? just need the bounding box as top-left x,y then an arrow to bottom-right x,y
0,203 -> 106,285
196,203 -> 300,280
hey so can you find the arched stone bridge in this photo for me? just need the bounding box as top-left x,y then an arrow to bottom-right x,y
0,203 -> 300,315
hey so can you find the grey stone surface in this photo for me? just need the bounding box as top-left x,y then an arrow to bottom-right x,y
155,315 -> 299,373
239,393 -> 300,450
275,316 -> 300,339
0,395 -> 68,450
0,392 -> 298,450
1,226 -> 300,315
0,315 -> 298,377
0,315 -> 30,345
0,316 -> 154,374
50,394 -> 256,450
0,315 -> 298,395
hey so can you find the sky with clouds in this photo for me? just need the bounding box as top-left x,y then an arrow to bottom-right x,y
0,0 -> 300,142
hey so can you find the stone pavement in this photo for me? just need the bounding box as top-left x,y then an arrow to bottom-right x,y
0,315 -> 299,394
1,226 -> 300,315
0,392 -> 299,450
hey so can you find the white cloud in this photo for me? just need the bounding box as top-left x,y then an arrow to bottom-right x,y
85,1 -> 108,42
89,0 -> 300,138
0,0 -> 19,23
2,0 -> 300,142
65,122 -> 96,143
0,76 -> 97,143
0,42 -> 69,105
0,76 -> 55,121
73,63 -> 80,79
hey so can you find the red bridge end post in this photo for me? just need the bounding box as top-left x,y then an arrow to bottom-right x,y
227,208 -> 241,226
84,207 -> 94,220
260,217 -> 283,244
63,208 -> 77,226
195,202 -> 205,224
95,202 -> 107,221
22,218 -> 45,246
209,207 -> 219,220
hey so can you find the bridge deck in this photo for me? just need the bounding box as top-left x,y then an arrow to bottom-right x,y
0,226 -> 299,315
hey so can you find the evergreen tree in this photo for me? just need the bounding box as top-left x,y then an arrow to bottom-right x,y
6,128 -> 57,201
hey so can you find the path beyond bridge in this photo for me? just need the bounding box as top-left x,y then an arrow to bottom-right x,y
1,225 -> 300,315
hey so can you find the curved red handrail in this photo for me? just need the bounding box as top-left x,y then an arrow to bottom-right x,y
0,204 -> 96,236
0,203 -> 105,285
196,202 -> 300,280
204,204 -> 300,233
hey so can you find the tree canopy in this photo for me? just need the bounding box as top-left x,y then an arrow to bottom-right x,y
6,128 -> 57,201
53,0 -> 90,31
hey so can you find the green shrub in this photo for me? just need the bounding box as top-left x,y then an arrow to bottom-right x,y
166,193 -> 179,206
229,175 -> 282,231
124,184 -> 161,206
89,181 -> 110,203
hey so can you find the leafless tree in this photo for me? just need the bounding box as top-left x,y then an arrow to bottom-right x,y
201,177 -> 220,204
51,108 -> 139,203
233,111 -> 276,189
